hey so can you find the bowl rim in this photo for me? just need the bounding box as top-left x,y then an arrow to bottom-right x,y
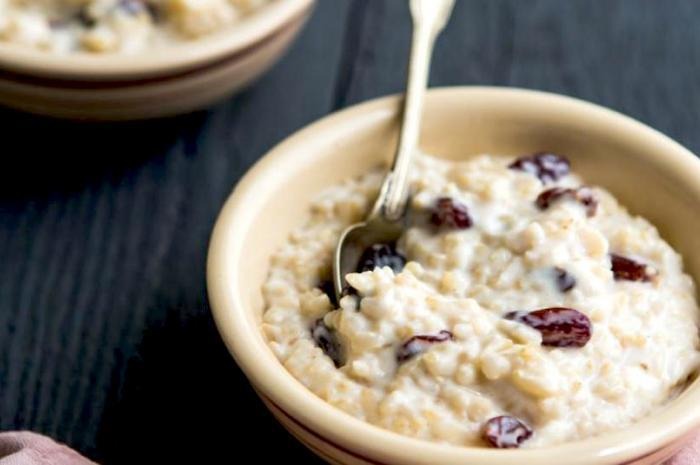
207,86 -> 700,465
0,0 -> 314,80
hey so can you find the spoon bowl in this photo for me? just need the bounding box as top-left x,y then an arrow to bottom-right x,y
333,216 -> 405,296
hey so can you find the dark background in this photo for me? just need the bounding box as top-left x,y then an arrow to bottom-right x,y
1,0 -> 698,462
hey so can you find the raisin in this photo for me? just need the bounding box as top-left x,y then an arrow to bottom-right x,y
482,416 -> 533,448
397,330 -> 453,362
536,187 -> 572,210
509,153 -> 570,184
430,197 -> 473,229
535,186 -> 597,217
76,8 -> 97,27
505,307 -> 592,348
357,243 -> 406,274
311,319 -> 344,367
554,267 -> 576,292
610,253 -> 655,282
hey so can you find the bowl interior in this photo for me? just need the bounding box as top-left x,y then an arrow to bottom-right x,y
208,87 -> 700,465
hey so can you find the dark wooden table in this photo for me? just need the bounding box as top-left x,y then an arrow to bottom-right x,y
1,1 -> 698,462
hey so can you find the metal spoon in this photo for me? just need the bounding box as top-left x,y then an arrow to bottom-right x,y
333,0 -> 455,300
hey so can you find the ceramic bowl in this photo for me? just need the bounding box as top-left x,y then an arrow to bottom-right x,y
0,0 -> 314,120
207,87 -> 700,465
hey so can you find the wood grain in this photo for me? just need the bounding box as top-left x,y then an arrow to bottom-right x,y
0,1 -> 698,462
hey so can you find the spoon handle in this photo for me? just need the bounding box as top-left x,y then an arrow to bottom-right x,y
378,0 -> 455,221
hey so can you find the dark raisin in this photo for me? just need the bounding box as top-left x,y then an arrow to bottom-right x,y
482,416 -> 533,448
76,8 -> 97,27
311,319 -> 344,367
147,4 -> 161,21
430,197 -> 473,229
509,152 -> 570,184
554,267 -> 576,292
397,330 -> 453,362
535,186 -> 597,217
505,307 -> 592,348
536,187 -> 572,210
610,253 -> 655,282
357,243 -> 406,274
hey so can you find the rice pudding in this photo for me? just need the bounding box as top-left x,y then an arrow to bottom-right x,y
262,152 -> 700,448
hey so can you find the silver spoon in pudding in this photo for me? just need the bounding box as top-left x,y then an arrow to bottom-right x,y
332,0 -> 455,301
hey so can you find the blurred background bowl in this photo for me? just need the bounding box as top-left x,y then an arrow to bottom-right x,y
0,0 -> 314,121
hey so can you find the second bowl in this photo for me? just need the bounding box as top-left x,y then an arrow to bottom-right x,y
0,0 -> 314,120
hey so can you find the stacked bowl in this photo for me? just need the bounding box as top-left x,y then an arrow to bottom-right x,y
0,0 -> 314,120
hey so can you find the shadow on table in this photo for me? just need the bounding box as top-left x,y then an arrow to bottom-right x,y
0,107 -> 207,202
96,309 -> 325,464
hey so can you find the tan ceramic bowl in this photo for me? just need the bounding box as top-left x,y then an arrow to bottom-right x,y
207,87 -> 700,465
0,0 -> 313,120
